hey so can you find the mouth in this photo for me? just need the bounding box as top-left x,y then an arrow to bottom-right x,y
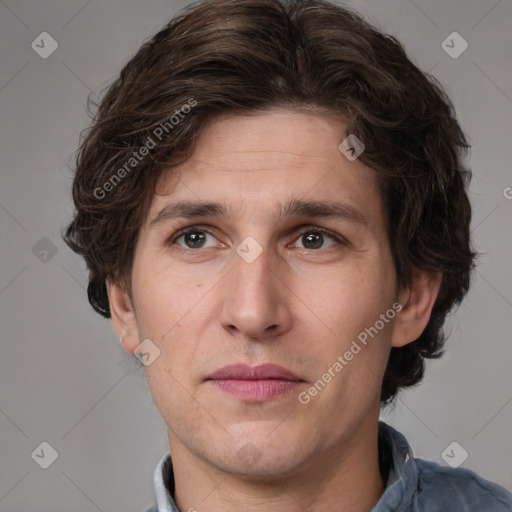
206,363 -> 305,402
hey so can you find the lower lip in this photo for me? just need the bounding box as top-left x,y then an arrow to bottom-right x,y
208,379 -> 303,401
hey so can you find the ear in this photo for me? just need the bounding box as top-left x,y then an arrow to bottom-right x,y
106,279 -> 140,354
391,269 -> 442,348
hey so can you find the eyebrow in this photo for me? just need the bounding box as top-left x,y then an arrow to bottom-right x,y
149,198 -> 368,227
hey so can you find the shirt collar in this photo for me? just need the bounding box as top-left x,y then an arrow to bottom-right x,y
372,421 -> 419,512
153,451 -> 178,512
152,420 -> 419,512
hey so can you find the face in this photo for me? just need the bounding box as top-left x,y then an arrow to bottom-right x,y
113,109 -> 412,478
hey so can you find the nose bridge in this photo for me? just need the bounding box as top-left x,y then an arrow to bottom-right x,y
231,237 -> 276,305
229,204 -> 276,292
220,235 -> 287,339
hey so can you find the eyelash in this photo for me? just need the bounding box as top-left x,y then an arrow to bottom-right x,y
167,224 -> 349,251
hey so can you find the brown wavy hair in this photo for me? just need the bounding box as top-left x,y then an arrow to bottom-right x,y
63,0 -> 476,405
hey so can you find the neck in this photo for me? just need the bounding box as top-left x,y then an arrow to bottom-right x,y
168,411 -> 386,512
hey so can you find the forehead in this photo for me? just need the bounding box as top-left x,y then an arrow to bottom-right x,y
145,109 -> 385,230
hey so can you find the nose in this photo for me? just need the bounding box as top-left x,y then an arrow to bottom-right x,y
219,244 -> 293,342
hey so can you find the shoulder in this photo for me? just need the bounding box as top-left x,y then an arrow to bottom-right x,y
415,458 -> 512,511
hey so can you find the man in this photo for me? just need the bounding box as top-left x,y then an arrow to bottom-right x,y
63,0 -> 512,510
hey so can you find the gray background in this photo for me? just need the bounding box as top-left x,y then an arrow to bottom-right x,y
1,0 -> 511,510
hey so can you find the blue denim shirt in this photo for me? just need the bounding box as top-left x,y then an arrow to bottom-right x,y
145,421 -> 512,511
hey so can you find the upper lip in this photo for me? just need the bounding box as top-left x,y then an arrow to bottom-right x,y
207,363 -> 303,381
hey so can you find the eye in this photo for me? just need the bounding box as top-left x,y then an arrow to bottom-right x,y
167,225 -> 347,252
171,227 -> 221,250
291,227 -> 346,250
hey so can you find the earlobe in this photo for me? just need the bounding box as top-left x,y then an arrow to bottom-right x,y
106,279 -> 140,354
391,270 -> 442,348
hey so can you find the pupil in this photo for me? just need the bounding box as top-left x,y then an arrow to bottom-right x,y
185,232 -> 205,248
303,232 -> 323,249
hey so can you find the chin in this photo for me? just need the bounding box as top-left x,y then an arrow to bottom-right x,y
217,450 -> 307,481
209,428 -> 310,479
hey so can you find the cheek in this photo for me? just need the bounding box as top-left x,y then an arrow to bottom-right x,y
145,360 -> 205,442
132,254 -> 192,331
298,257 -> 396,400
130,265 -> 202,377
301,259 -> 393,334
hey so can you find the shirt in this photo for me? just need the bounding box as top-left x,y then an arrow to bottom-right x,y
144,420 -> 512,511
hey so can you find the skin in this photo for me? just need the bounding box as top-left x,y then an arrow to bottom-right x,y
108,109 -> 441,512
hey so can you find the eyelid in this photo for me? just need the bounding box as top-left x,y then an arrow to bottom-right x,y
292,225 -> 349,247
167,224 -> 221,246
173,224 -> 216,237
167,223 -> 349,249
